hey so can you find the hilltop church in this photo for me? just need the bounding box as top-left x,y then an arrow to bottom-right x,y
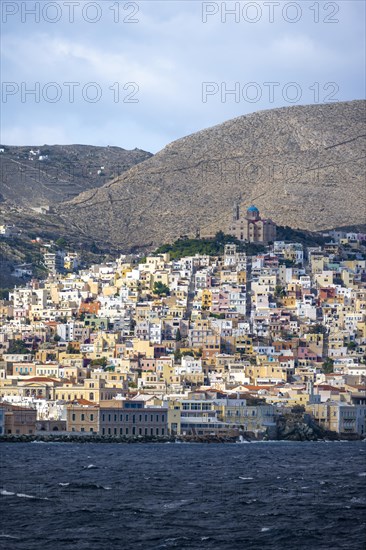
228,204 -> 276,244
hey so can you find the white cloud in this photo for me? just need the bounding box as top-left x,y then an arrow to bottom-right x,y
1,1 -> 365,152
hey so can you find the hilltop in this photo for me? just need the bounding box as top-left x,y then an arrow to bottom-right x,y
0,144 -> 152,207
56,100 -> 366,251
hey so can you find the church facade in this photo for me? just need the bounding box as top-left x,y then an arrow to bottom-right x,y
228,204 -> 276,244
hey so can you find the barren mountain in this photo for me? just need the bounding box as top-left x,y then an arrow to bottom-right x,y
0,144 -> 152,207
55,100 -> 365,250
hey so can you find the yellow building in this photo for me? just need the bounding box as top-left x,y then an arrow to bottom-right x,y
58,352 -> 83,368
237,271 -> 247,285
54,377 -> 125,403
282,295 -> 297,309
202,289 -> 212,310
245,362 -> 287,384
92,333 -> 118,360
66,403 -> 99,432
235,336 -> 253,355
0,374 -> 127,404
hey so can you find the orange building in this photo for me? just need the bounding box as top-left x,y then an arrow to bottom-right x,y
79,301 -> 100,315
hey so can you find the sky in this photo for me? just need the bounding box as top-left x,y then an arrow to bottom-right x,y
1,0 -> 365,153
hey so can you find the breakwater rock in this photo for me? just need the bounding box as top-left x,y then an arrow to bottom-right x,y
0,433 -> 239,444
267,411 -> 362,441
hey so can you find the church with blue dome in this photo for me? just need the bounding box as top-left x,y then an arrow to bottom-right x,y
228,203 -> 276,244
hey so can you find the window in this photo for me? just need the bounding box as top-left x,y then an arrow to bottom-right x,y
81,414 -> 85,421
72,413 -> 75,421
90,414 -> 94,421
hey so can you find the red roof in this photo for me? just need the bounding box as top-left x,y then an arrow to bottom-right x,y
242,385 -> 272,391
315,384 -> 344,392
71,398 -> 97,406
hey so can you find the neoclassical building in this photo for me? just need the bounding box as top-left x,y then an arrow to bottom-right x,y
228,204 -> 276,244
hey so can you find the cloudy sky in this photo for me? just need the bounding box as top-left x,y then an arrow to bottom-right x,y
1,0 -> 365,152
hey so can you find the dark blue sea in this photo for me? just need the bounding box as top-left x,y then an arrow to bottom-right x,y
0,441 -> 366,550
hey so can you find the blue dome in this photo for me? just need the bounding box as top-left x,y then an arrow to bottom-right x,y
247,205 -> 259,212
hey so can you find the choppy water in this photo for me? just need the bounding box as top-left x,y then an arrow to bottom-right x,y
0,441 -> 365,550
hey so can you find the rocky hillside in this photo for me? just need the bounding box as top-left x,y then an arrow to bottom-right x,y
0,144 -> 152,207
56,100 -> 365,251
0,203 -> 110,289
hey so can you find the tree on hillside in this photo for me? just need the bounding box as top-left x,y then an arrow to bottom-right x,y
308,324 -> 327,335
153,282 -> 170,296
7,340 -> 30,354
90,357 -> 108,367
56,237 -> 67,248
322,358 -> 334,374
67,343 -> 79,354
347,341 -> 357,351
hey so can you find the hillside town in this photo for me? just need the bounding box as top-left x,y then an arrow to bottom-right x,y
0,206 -> 366,441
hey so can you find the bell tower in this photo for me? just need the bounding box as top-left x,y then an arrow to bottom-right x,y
233,201 -> 240,221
